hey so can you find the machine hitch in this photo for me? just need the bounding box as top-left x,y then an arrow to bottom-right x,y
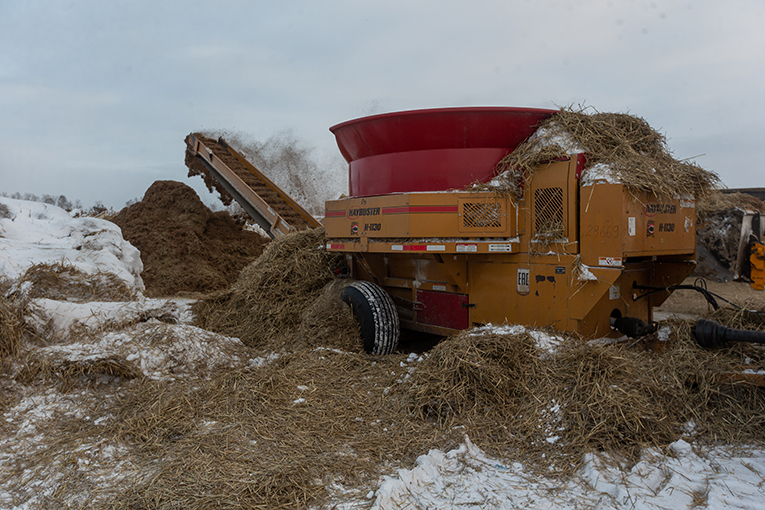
692,319 -> 765,349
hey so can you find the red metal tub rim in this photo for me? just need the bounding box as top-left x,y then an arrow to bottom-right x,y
329,106 -> 558,197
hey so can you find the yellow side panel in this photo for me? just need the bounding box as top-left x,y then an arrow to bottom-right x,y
468,259 -> 574,332
578,266 -> 652,338
580,183 -> 695,266
325,192 -> 515,239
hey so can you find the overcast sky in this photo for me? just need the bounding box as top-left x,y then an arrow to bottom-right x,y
1,0 -> 763,210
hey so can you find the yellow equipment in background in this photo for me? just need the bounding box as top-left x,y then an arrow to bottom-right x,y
751,242 -> 765,291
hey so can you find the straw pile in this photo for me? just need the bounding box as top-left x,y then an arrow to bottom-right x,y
0,295 -> 25,358
192,227 -> 347,348
101,348 -> 452,509
412,330 -> 539,419
697,191 -> 765,221
490,106 -> 720,200
409,313 -> 765,472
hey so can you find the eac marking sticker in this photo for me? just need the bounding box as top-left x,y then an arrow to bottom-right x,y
517,268 -> 530,294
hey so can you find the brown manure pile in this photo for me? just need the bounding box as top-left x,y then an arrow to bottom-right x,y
192,227 -> 358,349
487,106 -> 720,200
112,180 -> 268,297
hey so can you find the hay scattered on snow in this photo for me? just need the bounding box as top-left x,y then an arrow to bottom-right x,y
192,227 -> 345,348
16,321 -> 249,388
23,298 -> 182,342
100,347 -> 451,509
5,214 -> 765,507
11,262 -> 137,303
489,106 -> 721,200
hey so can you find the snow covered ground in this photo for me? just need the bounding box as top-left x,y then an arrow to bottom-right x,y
2,197 -> 764,509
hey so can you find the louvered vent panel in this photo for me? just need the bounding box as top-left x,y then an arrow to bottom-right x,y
534,187 -> 564,235
463,202 -> 503,228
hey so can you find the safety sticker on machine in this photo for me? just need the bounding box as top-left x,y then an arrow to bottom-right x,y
456,244 -> 478,253
609,285 -> 620,300
628,217 -> 636,236
391,244 -> 446,252
489,244 -> 514,253
599,257 -> 623,267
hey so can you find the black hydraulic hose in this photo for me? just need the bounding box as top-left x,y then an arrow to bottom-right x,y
633,279 -> 765,322
692,319 -> 765,349
632,278 -> 731,310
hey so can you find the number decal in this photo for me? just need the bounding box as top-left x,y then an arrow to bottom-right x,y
585,224 -> 619,238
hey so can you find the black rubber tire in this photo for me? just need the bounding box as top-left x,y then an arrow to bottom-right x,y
341,281 -> 400,355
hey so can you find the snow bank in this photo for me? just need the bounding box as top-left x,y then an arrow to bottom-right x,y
372,436 -> 594,509
371,436 -> 765,509
24,297 -> 185,340
0,197 -> 143,292
35,321 -> 246,380
579,440 -> 765,509
22,297 -> 245,380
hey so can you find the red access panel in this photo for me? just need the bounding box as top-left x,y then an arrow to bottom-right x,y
416,289 -> 469,330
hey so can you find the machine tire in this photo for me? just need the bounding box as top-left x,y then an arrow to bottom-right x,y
341,281 -> 400,355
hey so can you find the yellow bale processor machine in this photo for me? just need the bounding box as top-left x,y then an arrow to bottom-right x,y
323,107 -> 699,354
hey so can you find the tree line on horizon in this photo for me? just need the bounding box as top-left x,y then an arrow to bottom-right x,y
0,192 -> 109,216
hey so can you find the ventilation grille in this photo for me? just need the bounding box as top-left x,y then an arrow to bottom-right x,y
534,187 -> 564,236
463,202 -> 503,228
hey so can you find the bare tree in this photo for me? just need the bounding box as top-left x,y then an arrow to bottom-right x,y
91,201 -> 107,215
56,195 -> 72,211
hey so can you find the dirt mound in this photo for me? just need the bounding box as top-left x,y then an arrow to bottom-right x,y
112,181 -> 268,297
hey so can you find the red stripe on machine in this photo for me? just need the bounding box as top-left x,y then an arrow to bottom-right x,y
325,210 -> 346,217
382,206 -> 459,214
